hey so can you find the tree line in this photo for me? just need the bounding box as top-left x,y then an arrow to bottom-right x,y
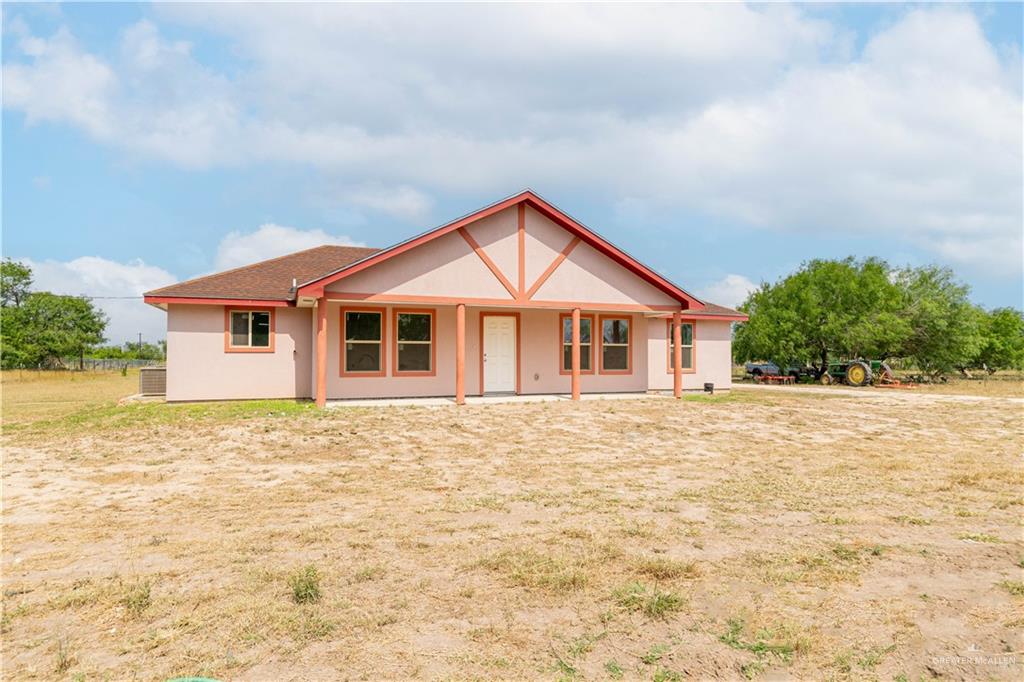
0,259 -> 165,369
733,258 -> 1024,378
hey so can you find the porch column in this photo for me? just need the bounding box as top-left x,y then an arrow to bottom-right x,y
315,297 -> 327,408
571,307 -> 581,401
673,310 -> 683,399
455,303 -> 466,405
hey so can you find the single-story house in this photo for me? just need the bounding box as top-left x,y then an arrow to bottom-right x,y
144,190 -> 747,405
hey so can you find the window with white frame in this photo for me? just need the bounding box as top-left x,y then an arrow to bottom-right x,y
396,311 -> 433,373
668,321 -> 694,370
229,310 -> 271,348
344,310 -> 383,373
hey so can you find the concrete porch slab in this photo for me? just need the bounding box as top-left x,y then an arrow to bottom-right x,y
325,391 -> 665,408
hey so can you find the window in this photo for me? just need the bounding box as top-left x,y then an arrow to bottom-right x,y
600,316 -> 630,373
667,320 -> 694,371
225,308 -> 274,352
343,308 -> 385,375
559,313 -> 594,373
394,310 -> 435,375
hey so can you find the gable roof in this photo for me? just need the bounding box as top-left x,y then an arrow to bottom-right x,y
145,245 -> 378,302
143,191 -> 747,319
295,190 -> 706,310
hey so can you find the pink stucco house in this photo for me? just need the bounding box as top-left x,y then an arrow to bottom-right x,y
144,190 -> 746,405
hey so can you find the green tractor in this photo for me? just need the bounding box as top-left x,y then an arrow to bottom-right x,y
821,359 -> 895,387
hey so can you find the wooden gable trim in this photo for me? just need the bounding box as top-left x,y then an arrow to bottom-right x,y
458,227 -> 519,300
295,190 -> 705,309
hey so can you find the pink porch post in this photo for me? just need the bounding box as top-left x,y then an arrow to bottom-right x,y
455,303 -> 466,405
315,297 -> 327,407
571,307 -> 581,401
673,310 -> 682,399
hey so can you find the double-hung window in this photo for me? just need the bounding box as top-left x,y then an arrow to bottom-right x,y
343,309 -> 385,375
600,317 -> 630,373
560,313 -> 594,373
226,309 -> 273,351
667,320 -> 694,371
394,310 -> 434,375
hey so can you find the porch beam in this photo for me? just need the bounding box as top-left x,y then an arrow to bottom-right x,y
571,307 -> 581,401
673,310 -> 682,399
455,303 -> 466,405
316,297 -> 328,408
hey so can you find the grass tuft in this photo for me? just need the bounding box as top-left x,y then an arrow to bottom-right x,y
998,580 -> 1024,596
479,549 -> 588,592
353,564 -> 386,583
120,578 -> 152,616
613,582 -> 684,619
719,617 -> 801,663
288,565 -> 322,604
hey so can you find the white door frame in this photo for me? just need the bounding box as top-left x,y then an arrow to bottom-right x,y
481,312 -> 519,394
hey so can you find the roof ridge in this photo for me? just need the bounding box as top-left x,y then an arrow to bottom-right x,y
146,243 -> 377,296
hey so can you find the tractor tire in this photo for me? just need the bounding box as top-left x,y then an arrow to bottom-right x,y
819,372 -> 833,385
845,361 -> 872,387
879,362 -> 895,384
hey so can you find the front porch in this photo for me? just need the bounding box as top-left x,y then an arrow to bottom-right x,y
311,299 -> 694,406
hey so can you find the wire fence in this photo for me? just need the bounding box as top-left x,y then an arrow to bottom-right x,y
56,358 -> 165,371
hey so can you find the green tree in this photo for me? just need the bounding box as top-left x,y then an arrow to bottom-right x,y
970,308 -> 1024,373
89,341 -> 165,361
893,265 -> 982,376
1,258 -> 33,307
733,257 -> 909,374
2,293 -> 107,369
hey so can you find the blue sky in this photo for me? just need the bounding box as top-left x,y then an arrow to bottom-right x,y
3,2 -> 1022,343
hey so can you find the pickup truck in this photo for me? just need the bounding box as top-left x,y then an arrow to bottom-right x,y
744,361 -> 780,377
744,362 -> 816,381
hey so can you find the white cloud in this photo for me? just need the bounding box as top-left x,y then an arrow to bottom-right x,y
3,5 -> 1021,274
698,274 -> 758,308
214,223 -> 364,270
3,27 -> 116,137
341,185 -> 433,221
24,256 -> 177,344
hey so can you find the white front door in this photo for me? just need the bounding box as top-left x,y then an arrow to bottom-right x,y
483,315 -> 516,393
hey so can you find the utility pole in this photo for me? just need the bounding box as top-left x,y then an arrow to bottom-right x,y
138,332 -> 143,352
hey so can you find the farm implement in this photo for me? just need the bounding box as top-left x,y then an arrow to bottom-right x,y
821,359 -> 899,387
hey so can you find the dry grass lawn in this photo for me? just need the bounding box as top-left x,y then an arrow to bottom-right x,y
2,372 -> 1022,680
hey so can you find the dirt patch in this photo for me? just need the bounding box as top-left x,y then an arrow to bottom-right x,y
2,387 -> 1022,680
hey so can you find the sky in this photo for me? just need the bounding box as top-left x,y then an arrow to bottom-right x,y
2,2 -> 1022,344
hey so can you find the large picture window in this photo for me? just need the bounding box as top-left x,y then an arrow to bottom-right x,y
559,313 -> 595,373
599,316 -> 630,373
667,320 -> 694,371
225,308 -> 274,352
343,308 -> 385,375
393,309 -> 435,375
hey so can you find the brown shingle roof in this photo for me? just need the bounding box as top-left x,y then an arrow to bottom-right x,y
145,245 -> 379,301
687,302 -> 746,318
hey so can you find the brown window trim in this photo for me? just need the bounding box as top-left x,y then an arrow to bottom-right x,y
392,308 -> 437,377
341,306 -> 387,377
665,319 -> 696,374
224,306 -> 276,353
558,312 -> 596,375
598,314 -> 632,375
